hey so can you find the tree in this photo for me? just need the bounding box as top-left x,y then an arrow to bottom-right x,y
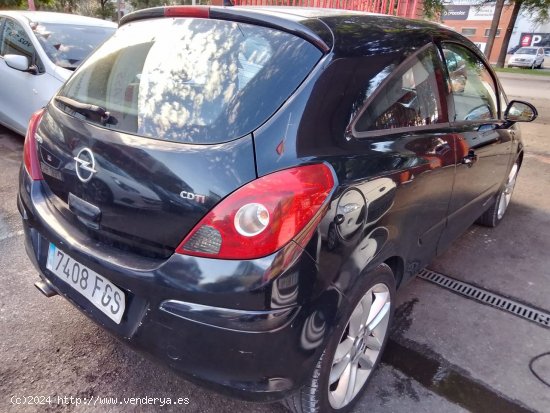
50,0 -> 78,13
424,0 -> 550,67
496,0 -> 524,67
0,0 -> 54,8
484,0 -> 505,60
496,0 -> 550,67
0,0 -> 24,8
129,0 -> 165,10
96,0 -> 114,19
421,0 -> 445,19
76,0 -> 100,16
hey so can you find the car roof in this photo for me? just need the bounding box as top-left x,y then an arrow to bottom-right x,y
234,6 -> 366,18
0,11 -> 116,27
121,6 -> 475,58
232,6 -> 469,54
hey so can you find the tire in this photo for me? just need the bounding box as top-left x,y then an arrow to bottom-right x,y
476,160 -> 519,227
283,264 -> 396,413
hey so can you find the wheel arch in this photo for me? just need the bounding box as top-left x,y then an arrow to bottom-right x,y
383,256 -> 405,289
516,149 -> 524,169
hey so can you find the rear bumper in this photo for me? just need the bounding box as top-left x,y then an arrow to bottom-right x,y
18,170 -> 343,402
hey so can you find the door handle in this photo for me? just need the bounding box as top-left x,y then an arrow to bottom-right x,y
462,150 -> 478,167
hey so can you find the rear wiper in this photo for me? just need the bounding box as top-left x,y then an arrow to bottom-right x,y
55,96 -> 117,125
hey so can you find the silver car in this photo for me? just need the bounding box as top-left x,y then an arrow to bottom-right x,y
507,46 -> 545,69
0,11 -> 115,135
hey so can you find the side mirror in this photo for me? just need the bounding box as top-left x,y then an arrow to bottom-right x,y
504,100 -> 538,123
4,54 -> 39,74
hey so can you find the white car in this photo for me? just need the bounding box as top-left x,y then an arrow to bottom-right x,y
0,11 -> 115,135
507,46 -> 545,69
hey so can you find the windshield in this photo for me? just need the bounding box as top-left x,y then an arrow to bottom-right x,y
515,48 -> 537,55
57,18 -> 322,144
33,23 -> 115,70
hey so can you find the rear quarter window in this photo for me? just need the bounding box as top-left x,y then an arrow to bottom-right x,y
57,18 -> 322,144
353,45 -> 447,135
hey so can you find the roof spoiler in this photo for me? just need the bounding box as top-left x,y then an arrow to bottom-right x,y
119,6 -> 331,53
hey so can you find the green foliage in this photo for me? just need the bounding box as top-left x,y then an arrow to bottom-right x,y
522,0 -> 550,23
0,0 -> 113,18
129,0 -> 165,11
422,0 -> 445,20
423,0 -> 550,23
95,0 -> 114,18
0,0 -> 55,9
52,0 -> 79,12
0,0 -> 24,9
494,66 -> 550,76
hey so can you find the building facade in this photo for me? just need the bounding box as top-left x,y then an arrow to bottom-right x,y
441,0 -> 515,63
509,10 -> 550,49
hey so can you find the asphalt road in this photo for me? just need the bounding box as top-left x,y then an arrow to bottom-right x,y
1,72 -> 548,413
496,71 -> 550,100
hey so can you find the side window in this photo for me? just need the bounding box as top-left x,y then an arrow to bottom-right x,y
354,46 -> 446,134
442,43 -> 498,122
0,19 -> 35,60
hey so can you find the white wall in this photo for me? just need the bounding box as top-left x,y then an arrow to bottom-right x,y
509,7 -> 550,48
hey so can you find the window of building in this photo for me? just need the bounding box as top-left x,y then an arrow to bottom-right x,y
461,28 -> 477,37
484,28 -> 501,37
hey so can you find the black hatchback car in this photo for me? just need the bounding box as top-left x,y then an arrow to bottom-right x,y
19,6 -> 537,413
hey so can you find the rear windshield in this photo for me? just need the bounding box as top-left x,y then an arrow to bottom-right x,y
57,18 -> 322,144
33,23 -> 115,70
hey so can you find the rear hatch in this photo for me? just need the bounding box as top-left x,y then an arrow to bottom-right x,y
36,14 -> 323,258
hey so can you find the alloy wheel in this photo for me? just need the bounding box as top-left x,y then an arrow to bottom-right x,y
497,163 -> 519,219
328,283 -> 391,409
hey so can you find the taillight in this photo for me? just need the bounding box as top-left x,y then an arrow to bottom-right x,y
23,109 -> 45,181
164,6 -> 210,18
176,164 -> 335,260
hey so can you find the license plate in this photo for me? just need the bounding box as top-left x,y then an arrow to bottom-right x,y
46,243 -> 125,324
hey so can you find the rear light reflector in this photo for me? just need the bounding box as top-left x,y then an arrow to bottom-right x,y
23,109 -> 45,181
184,226 -> 222,255
176,164 -> 335,260
234,203 -> 270,237
164,6 -> 210,18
